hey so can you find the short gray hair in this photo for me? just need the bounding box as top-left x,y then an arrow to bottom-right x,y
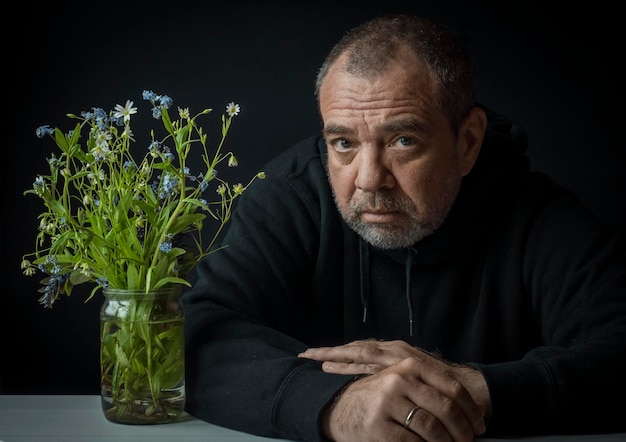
315,14 -> 475,132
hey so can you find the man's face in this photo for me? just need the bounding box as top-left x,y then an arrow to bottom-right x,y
320,51 -> 474,249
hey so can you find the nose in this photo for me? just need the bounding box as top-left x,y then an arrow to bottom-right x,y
354,147 -> 394,192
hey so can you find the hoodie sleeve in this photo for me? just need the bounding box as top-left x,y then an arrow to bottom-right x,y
475,182 -> 626,436
182,137 -> 353,442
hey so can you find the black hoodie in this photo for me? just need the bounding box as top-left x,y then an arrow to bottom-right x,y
183,109 -> 626,441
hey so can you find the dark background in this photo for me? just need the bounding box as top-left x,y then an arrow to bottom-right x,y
1,1 -> 623,394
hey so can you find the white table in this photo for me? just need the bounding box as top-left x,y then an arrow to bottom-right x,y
0,395 -> 281,442
1,395 -> 625,442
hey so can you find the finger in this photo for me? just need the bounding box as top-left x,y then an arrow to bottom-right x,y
299,340 -> 404,365
401,404 -> 453,442
321,360 -> 381,375
297,346 -> 341,360
404,358 -> 485,436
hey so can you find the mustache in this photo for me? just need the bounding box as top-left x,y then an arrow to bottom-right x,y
349,192 -> 414,212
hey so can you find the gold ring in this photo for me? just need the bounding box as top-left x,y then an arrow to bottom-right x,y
404,406 -> 419,428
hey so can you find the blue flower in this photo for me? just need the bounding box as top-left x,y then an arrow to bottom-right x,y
38,273 -> 70,309
24,89 -> 264,306
158,95 -> 173,109
142,90 -> 157,101
159,240 -> 172,253
35,125 -> 54,138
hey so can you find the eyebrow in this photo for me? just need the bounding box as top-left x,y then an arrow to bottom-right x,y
322,124 -> 353,138
323,117 -> 427,138
382,118 -> 427,134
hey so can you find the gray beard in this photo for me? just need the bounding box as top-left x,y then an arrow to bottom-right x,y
332,176 -> 461,250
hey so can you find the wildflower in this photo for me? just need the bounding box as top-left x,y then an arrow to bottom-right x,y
142,90 -> 156,101
38,273 -> 70,308
92,139 -> 112,161
178,107 -> 190,119
159,234 -> 174,253
114,100 -> 138,122
226,102 -> 240,117
35,125 -> 55,138
151,106 -> 163,120
48,154 -> 60,170
159,172 -> 179,199
158,95 -> 173,109
23,91 -> 264,305
77,263 -> 91,278
148,140 -> 162,157
95,129 -> 113,148
159,241 -> 173,253
96,277 -> 109,289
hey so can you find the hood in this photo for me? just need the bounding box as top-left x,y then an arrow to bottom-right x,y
377,105 -> 531,266
353,106 -> 531,334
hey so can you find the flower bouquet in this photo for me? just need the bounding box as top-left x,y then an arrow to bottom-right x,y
21,90 -> 264,423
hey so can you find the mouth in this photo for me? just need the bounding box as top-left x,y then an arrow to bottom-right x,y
360,210 -> 400,223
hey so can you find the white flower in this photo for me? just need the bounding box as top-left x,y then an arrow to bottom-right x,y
114,100 -> 138,122
178,107 -> 190,119
91,143 -> 111,161
226,102 -> 240,117
95,129 -> 112,147
24,90 -> 265,307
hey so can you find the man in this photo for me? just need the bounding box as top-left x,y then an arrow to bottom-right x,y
182,14 -> 626,442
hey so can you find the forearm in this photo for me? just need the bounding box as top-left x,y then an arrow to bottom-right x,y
475,344 -> 626,436
184,301 -> 352,441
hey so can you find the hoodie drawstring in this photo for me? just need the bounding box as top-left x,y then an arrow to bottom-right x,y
406,249 -> 414,336
359,239 -> 415,337
359,237 -> 370,323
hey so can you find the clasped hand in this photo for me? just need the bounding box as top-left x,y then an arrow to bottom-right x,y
298,340 -> 489,442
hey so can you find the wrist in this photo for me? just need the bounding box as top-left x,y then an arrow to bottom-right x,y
457,365 -> 492,423
320,375 -> 365,440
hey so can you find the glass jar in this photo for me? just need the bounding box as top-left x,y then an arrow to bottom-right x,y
100,286 -> 185,424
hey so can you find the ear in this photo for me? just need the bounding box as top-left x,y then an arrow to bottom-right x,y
457,106 -> 487,177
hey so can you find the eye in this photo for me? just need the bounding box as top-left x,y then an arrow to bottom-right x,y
395,136 -> 415,148
330,138 -> 353,151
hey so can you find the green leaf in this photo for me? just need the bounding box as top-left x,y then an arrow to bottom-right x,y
153,276 -> 191,290
69,270 -> 90,286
